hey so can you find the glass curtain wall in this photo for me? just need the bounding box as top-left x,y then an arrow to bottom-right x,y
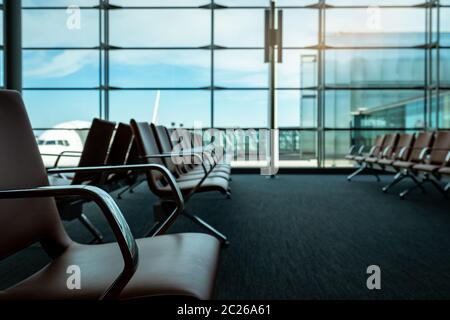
21,0 -> 450,168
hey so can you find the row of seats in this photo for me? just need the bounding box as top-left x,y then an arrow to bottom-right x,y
47,118 -> 232,244
0,90 -> 231,300
346,131 -> 450,199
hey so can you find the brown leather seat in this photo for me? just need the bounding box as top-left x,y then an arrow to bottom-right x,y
439,167 -> 450,175
132,121 -> 230,199
3,234 -> 219,300
0,90 -> 220,300
365,134 -> 399,164
392,132 -> 434,170
152,124 -> 230,181
378,134 -> 415,168
412,131 -> 450,174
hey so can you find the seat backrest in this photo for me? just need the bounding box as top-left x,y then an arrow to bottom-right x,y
72,118 -> 116,185
151,124 -> 180,176
393,134 -> 415,161
106,123 -> 133,166
429,131 -> 450,165
130,120 -> 173,197
409,131 -> 435,163
0,91 -> 71,260
371,135 -> 386,157
381,134 -> 399,159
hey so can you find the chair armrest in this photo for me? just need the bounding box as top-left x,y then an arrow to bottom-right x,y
445,151 -> 450,165
396,147 -> 408,160
357,145 -> 365,155
348,145 -> 356,155
47,164 -> 184,220
0,185 -> 137,300
145,153 -> 210,176
47,151 -> 83,168
418,147 -> 431,162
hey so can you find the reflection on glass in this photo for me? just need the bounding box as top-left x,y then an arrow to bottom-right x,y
279,130 -> 317,166
277,50 -> 318,88
326,8 -> 425,47
278,90 -> 317,128
325,90 -> 425,129
325,49 -> 425,87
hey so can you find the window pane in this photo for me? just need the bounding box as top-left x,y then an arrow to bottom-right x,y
439,91 -> 450,129
326,0 -> 425,5
0,51 -> 3,87
110,91 -> 211,128
214,50 -> 267,88
325,90 -> 426,129
325,49 -> 425,87
110,10 -> 210,47
326,8 -> 426,47
110,50 -> 210,88
283,9 -> 319,47
215,0 -> 268,6
23,9 -> 99,47
110,0 -> 209,6
215,9 -> 264,47
23,0 -> 98,6
441,8 -> 450,47
279,130 -> 318,167
23,90 -> 99,128
278,90 -> 317,128
277,49 -> 318,88
441,49 -> 450,87
23,50 -> 99,88
214,90 -> 268,128
278,0 -> 318,5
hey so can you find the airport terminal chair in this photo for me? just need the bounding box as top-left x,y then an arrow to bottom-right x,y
347,135 -> 387,181
152,124 -> 231,183
364,133 -> 399,178
399,131 -> 450,199
379,133 -> 415,192
131,120 -> 230,245
0,90 -> 220,300
383,132 -> 434,197
48,118 -> 116,243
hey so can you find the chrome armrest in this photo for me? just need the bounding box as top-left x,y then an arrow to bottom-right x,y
397,147 -> 408,160
418,147 -> 431,162
357,145 -> 365,155
348,145 -> 356,155
445,151 -> 450,165
0,185 -> 137,300
48,150 -> 83,168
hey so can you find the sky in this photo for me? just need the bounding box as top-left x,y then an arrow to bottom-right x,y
17,0 -> 450,129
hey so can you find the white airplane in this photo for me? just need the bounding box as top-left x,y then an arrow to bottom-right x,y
38,120 -> 91,168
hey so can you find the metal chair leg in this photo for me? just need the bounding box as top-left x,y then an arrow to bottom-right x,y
347,164 -> 366,181
428,178 -> 449,198
79,213 -> 104,244
445,182 -> 450,192
117,179 -> 144,199
399,175 -> 425,199
382,172 -> 404,193
183,211 -> 229,246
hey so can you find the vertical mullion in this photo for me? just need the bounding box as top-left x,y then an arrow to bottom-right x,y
211,1 -> 215,128
99,0 -> 103,119
104,0 -> 110,120
317,0 -> 325,168
436,0 -> 441,129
